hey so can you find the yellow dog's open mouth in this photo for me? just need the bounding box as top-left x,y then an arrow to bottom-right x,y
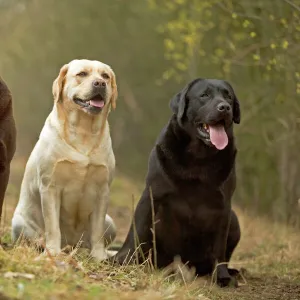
73,94 -> 105,112
89,95 -> 105,108
89,99 -> 104,108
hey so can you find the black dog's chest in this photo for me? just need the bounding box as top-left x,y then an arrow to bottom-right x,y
156,189 -> 225,229
155,186 -> 228,261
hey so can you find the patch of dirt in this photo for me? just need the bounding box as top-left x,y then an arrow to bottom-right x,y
0,292 -> 16,300
213,274 -> 300,300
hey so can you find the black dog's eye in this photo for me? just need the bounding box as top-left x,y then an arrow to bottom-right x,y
224,90 -> 232,99
225,92 -> 231,98
77,71 -> 88,77
200,93 -> 209,98
102,73 -> 110,79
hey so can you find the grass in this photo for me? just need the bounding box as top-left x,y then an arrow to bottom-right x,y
1,158 -> 300,299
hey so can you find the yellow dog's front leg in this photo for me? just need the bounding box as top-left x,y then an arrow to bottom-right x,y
41,186 -> 61,256
90,184 -> 110,261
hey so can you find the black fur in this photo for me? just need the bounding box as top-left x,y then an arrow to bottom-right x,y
113,79 -> 241,287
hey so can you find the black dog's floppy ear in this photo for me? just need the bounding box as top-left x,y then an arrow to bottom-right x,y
169,87 -> 189,125
170,79 -> 201,125
224,80 -> 241,124
233,95 -> 241,124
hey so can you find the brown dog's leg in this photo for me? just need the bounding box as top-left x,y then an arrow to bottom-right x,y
0,167 -> 10,220
0,137 -> 8,220
0,140 -> 7,173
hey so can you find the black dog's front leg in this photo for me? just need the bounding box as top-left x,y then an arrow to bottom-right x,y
214,210 -> 237,287
113,187 -> 154,265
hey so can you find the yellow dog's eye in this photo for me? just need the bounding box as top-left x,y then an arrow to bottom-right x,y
77,71 -> 88,77
102,73 -> 110,80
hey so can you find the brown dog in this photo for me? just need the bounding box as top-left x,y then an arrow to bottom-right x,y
0,77 -> 16,219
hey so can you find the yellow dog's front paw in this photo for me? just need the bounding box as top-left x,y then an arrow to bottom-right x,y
91,249 -> 110,261
43,245 -> 62,257
35,247 -> 62,261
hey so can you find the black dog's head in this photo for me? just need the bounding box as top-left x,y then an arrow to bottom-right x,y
170,79 -> 240,150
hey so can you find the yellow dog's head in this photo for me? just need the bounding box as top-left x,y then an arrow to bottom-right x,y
52,59 -> 118,115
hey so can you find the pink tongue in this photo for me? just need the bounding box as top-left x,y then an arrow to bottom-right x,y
90,100 -> 104,108
209,125 -> 228,150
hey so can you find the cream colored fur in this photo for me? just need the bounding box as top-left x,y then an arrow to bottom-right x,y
12,59 -> 118,260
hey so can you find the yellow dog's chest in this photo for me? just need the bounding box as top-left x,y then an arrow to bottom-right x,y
52,159 -> 109,187
49,159 -> 110,230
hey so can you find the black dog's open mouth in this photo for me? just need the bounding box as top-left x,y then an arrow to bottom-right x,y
73,94 -> 105,113
197,121 -> 228,150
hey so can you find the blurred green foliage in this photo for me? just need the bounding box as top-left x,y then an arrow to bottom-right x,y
1,0 -> 300,225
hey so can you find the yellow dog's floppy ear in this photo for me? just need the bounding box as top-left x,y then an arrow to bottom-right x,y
52,64 -> 69,103
110,70 -> 118,110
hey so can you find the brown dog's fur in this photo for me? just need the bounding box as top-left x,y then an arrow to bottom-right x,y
0,77 -> 16,219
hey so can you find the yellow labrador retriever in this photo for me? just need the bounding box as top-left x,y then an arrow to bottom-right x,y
12,59 -> 118,260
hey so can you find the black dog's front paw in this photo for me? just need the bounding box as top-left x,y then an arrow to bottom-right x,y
109,251 -> 136,266
108,254 -> 123,265
216,265 -> 238,288
217,274 -> 238,288
228,267 -> 240,277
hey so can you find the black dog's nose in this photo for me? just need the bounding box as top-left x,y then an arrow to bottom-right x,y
217,102 -> 231,112
93,80 -> 106,88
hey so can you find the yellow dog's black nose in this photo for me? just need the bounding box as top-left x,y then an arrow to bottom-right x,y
93,79 -> 106,88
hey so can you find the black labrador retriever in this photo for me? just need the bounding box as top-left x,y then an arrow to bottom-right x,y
114,78 -> 241,287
